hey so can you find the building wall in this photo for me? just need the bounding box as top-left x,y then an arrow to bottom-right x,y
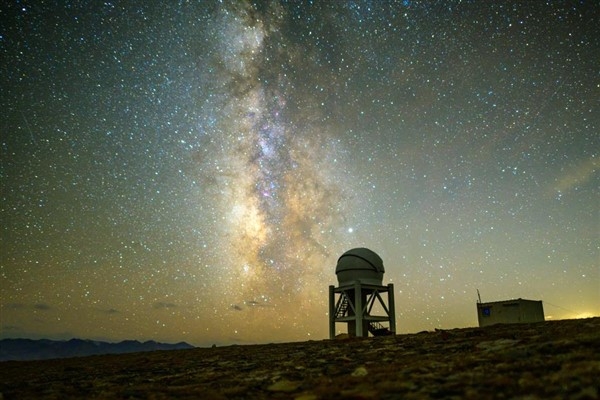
477,299 -> 544,327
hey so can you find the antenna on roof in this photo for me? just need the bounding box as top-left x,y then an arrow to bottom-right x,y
477,289 -> 482,304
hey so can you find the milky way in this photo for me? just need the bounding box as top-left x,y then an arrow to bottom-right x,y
1,1 -> 598,345
190,3 -> 353,339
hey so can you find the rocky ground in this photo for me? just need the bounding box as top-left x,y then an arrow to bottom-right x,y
1,317 -> 599,399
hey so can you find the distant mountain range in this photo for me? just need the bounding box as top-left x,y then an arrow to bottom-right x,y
0,338 -> 194,361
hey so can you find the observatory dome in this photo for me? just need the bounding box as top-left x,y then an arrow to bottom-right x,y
335,248 -> 384,286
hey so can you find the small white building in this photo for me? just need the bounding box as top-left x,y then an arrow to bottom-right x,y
477,298 -> 544,327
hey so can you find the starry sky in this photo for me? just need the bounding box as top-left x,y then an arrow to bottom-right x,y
1,1 -> 598,346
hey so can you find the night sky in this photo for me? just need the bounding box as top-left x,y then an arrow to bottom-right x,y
1,1 -> 598,346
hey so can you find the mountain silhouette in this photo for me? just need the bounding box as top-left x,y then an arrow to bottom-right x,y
0,338 -> 194,361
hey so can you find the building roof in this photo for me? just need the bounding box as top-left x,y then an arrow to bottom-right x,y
477,298 -> 542,306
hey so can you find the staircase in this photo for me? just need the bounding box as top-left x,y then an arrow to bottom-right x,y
336,296 -> 349,318
368,321 -> 392,336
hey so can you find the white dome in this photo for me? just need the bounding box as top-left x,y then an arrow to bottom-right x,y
335,248 -> 384,286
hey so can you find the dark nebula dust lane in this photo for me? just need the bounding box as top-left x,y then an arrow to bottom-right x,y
1,1 -> 598,345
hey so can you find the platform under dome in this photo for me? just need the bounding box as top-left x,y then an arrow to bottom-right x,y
335,247 -> 384,286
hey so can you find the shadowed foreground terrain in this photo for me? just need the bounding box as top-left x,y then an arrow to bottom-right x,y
1,318 -> 599,399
